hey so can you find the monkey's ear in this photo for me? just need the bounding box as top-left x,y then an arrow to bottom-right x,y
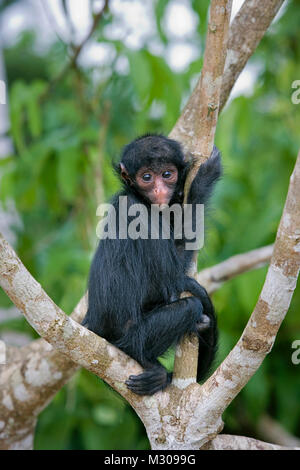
120,163 -> 133,185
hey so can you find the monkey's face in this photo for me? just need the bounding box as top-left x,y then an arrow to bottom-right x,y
135,164 -> 178,205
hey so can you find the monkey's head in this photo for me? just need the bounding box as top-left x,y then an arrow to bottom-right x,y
117,134 -> 188,205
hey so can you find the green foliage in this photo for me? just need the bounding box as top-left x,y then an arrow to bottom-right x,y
34,371 -> 149,450
0,0 -> 299,450
10,80 -> 46,153
154,0 -> 169,45
191,0 -> 209,40
0,0 -> 19,12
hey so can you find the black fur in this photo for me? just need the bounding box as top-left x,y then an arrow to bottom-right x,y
83,134 -> 222,395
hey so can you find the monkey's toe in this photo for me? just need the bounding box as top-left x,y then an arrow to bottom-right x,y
196,314 -> 211,332
126,368 -> 170,396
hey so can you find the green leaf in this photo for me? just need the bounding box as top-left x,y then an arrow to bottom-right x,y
93,405 -> 120,426
10,81 -> 28,153
128,50 -> 153,104
26,81 -> 47,138
154,0 -> 169,45
191,0 -> 209,38
242,365 -> 270,421
57,147 -> 81,202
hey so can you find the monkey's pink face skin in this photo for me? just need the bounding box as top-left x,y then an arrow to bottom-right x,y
135,164 -> 178,205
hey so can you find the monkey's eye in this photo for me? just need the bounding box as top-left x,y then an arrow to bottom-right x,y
162,171 -> 172,179
142,173 -> 152,182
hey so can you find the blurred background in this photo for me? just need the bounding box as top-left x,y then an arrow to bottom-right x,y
0,0 -> 299,450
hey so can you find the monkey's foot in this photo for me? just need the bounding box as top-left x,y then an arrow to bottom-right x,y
196,314 -> 211,332
125,367 -> 171,396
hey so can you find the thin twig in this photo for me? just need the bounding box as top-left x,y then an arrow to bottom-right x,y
42,0 -> 110,97
42,0 -> 70,46
70,0 -> 110,67
197,244 -> 274,294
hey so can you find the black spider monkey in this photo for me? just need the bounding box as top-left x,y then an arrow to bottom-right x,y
83,134 -> 222,395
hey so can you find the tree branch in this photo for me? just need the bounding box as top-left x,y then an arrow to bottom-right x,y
257,415 -> 300,448
0,296 -> 88,450
203,434 -> 300,450
0,233 -> 150,410
171,0 -> 285,144
142,150 -> 300,450
220,0 -> 285,112
183,150 -> 300,447
172,0 -> 233,388
0,0 -> 295,451
0,112 -> 298,455
0,241 -> 274,449
0,232 -> 178,449
197,244 -> 274,294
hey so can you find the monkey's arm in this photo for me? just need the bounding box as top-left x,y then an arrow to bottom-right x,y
177,146 -> 222,270
187,146 -> 222,206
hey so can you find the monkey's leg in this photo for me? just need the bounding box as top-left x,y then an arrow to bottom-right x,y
183,277 -> 218,381
124,296 -> 208,395
184,277 -> 214,318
